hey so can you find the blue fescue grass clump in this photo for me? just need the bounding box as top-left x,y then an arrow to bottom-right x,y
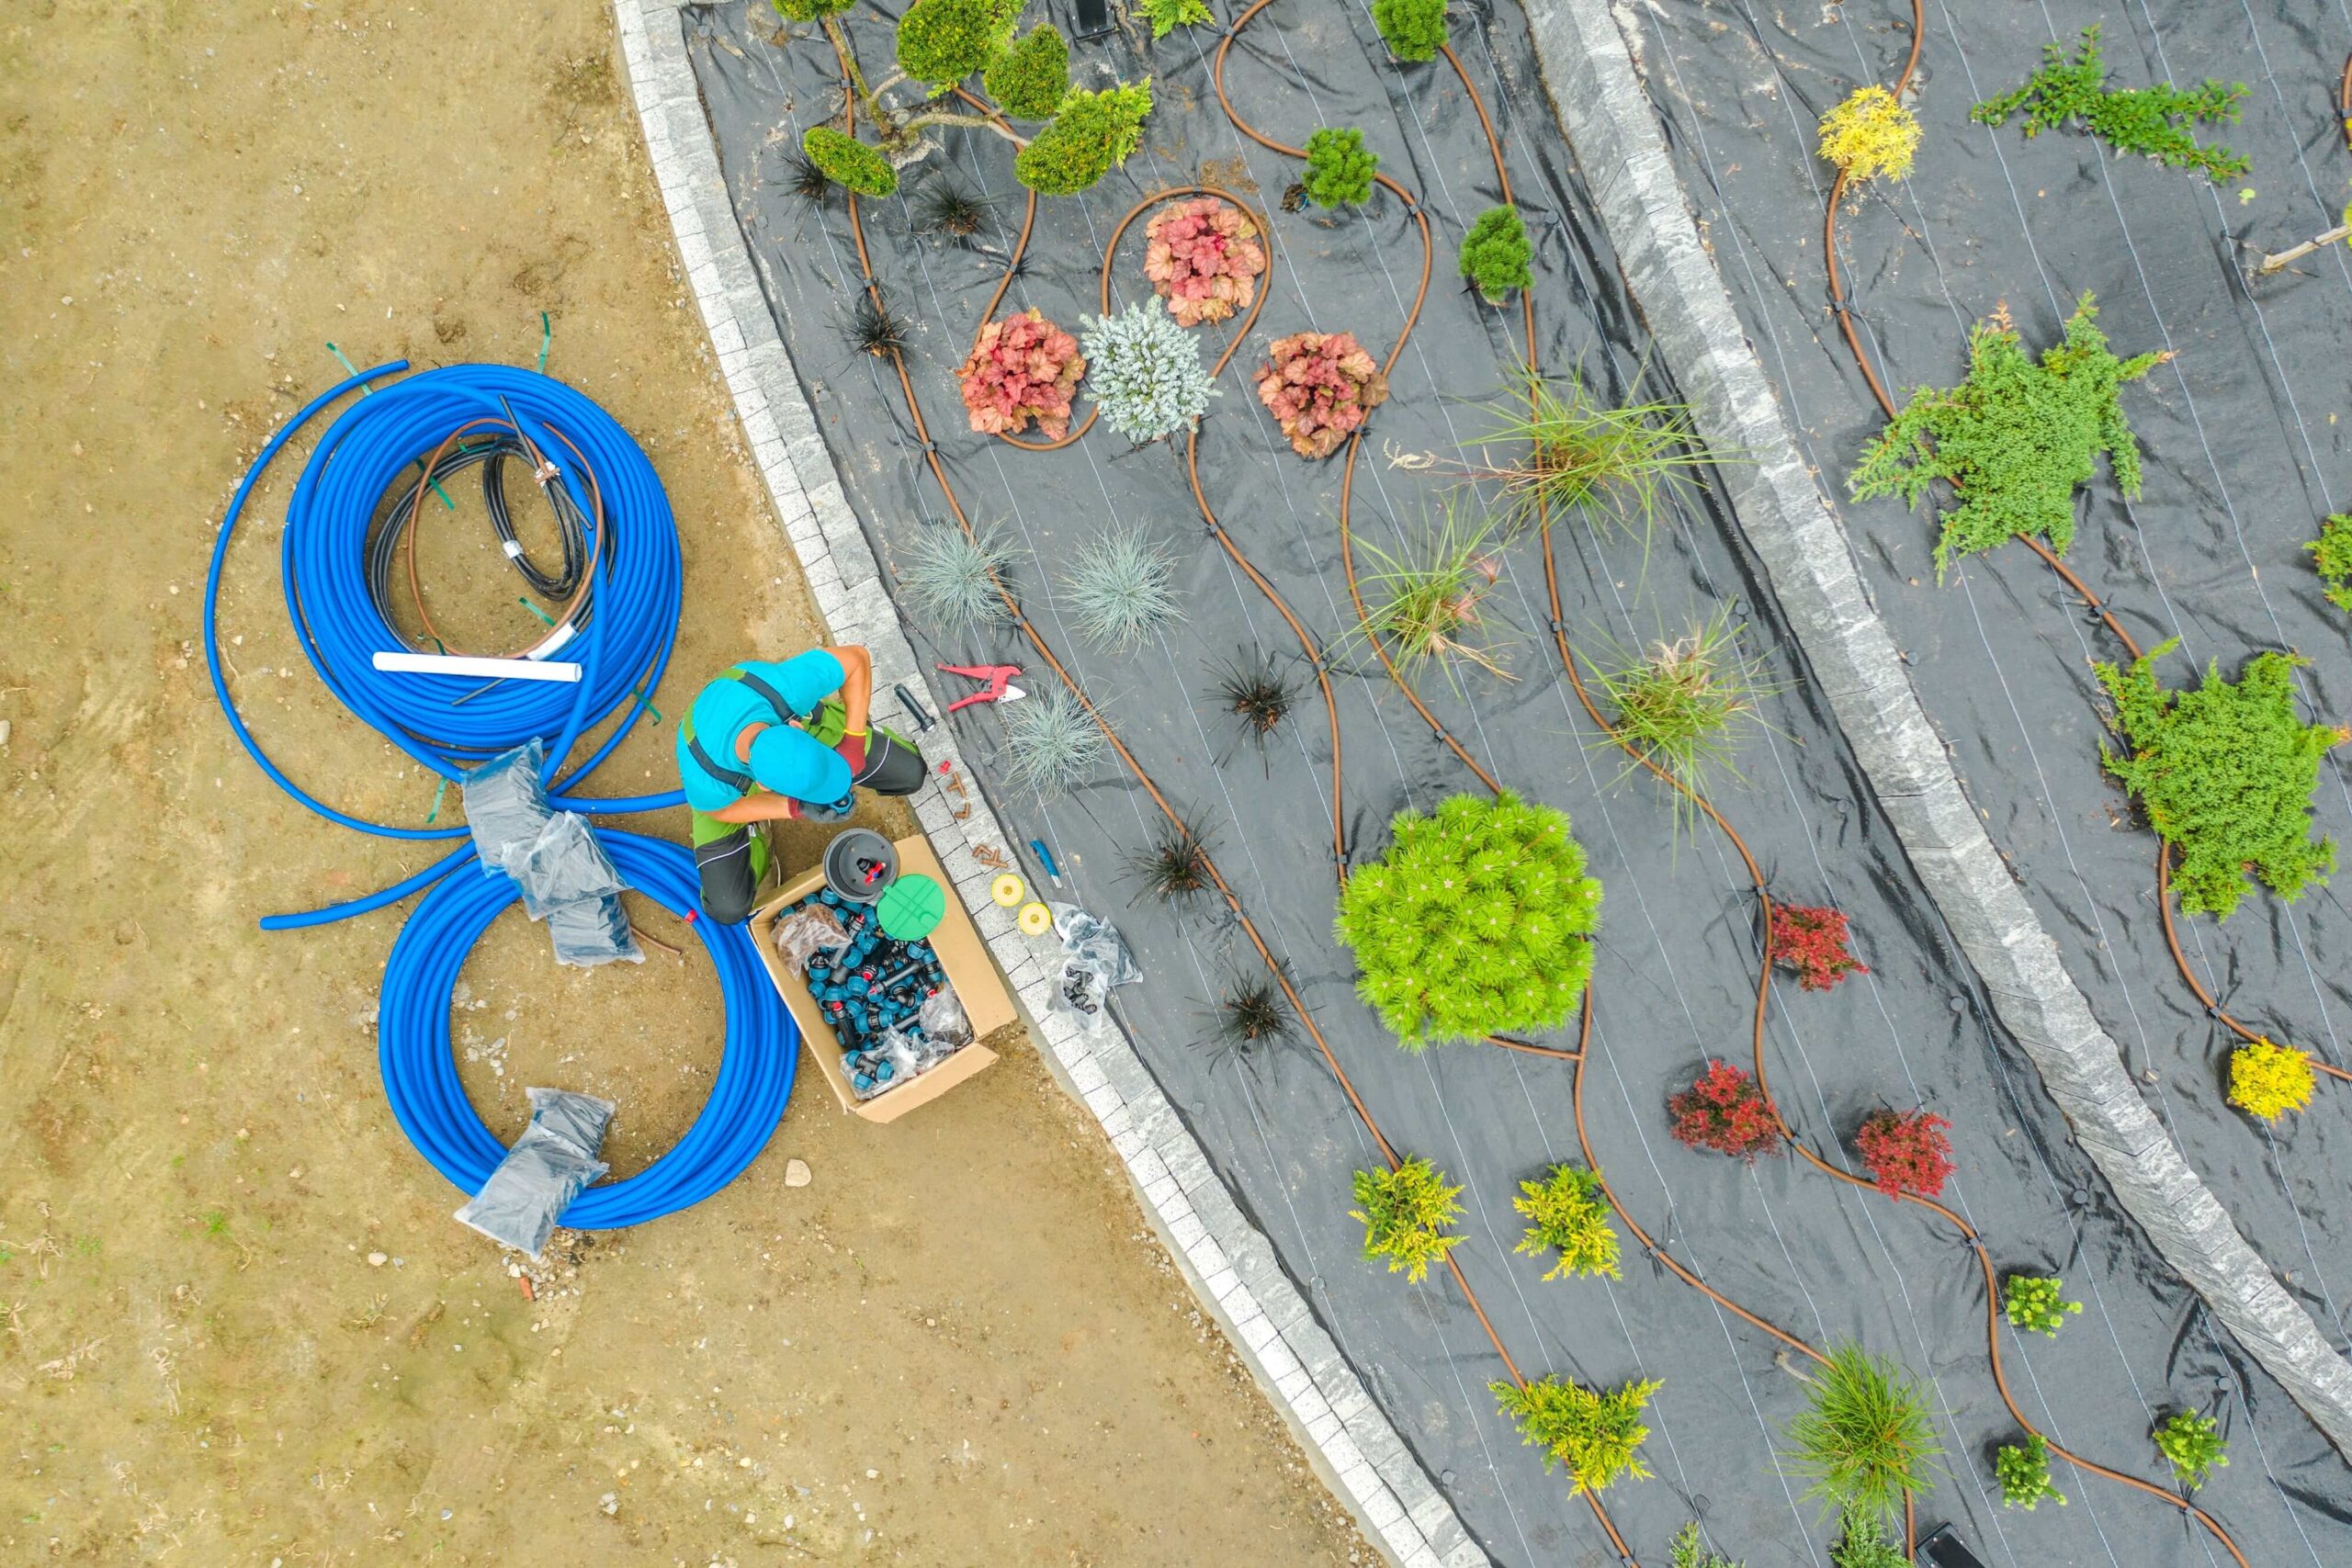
998,684 -> 1103,799
899,524 -> 1015,632
1080,303 -> 1218,444
1063,524 -> 1186,651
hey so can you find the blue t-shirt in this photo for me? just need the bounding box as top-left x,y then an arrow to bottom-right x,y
675,651 -> 851,812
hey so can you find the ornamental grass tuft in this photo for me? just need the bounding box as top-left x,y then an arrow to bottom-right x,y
1351,1155 -> 1464,1282
1492,1373 -> 1661,1495
1511,1164 -> 1620,1280
1468,367 -> 1709,537
2228,1038 -> 2317,1121
1212,969 -> 1295,1051
1062,524 -> 1186,651
1589,609 -> 1772,809
1781,1343 -> 1941,1525
997,685 -> 1104,800
1353,504 -> 1509,681
2095,637 -> 2341,919
899,524 -> 1015,632
1336,790 -> 1601,1049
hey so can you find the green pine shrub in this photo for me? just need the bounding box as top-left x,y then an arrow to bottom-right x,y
1351,1156 -> 1464,1282
1972,27 -> 2248,184
1134,0 -> 1212,39
1511,1164 -> 1619,1280
984,25 -> 1069,119
2153,1409 -> 2228,1487
1849,293 -> 2163,577
1302,126 -> 1379,208
1015,80 -> 1154,196
1669,1523 -> 1743,1568
1335,790 -> 1602,1049
1827,1512 -> 1907,1568
896,0 -> 1015,92
1492,1373 -> 1662,1495
1781,1344 -> 1940,1525
2308,513 -> 2352,612
2001,1274 -> 2082,1337
1995,1432 -> 2066,1510
1372,0 -> 1449,62
802,127 -> 899,198
2095,638 -> 2341,919
1459,205 -> 1533,305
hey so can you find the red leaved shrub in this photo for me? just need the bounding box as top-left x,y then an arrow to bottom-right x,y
1254,330 -> 1389,459
1770,902 -> 1867,992
956,308 -> 1086,439
1668,1060 -> 1782,1160
1854,1109 -> 1953,1200
1143,197 -> 1267,328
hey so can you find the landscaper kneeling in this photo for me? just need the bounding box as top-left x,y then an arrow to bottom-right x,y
676,646 -> 923,923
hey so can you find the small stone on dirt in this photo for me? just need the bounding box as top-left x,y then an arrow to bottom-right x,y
785,1158 -> 811,1188
368,1252 -> 388,1267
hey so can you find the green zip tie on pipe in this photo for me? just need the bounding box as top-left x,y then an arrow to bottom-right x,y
517,596 -> 556,627
425,775 -> 449,825
537,311 -> 553,375
329,342 -> 454,510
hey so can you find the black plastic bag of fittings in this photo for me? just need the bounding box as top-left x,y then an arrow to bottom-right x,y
455,1087 -> 616,1258
545,893 -> 643,968
504,811 -> 628,919
461,738 -> 552,875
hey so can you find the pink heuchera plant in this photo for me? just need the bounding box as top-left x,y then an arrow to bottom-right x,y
1143,197 -> 1267,328
956,308 -> 1086,440
1254,331 -> 1390,459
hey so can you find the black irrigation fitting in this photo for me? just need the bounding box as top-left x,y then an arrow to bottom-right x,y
2206,1003 -> 2222,1019
1398,196 -> 1424,220
1548,616 -> 1566,634
1204,519 -> 1225,538
915,438 -> 938,456
1826,295 -> 1853,318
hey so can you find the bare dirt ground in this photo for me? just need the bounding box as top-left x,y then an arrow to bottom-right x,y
0,3 -> 1372,1562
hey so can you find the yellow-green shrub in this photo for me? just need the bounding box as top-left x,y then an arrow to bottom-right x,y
1818,86 -> 1920,183
2228,1039 -> 2315,1121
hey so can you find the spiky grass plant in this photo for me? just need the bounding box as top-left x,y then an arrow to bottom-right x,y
1063,524 -> 1185,652
1130,816 -> 1213,901
1210,651 -> 1295,750
1351,1155 -> 1464,1282
1212,969 -> 1295,1051
1466,367 -> 1710,537
1492,1373 -> 1662,1495
915,178 -> 990,237
845,288 -> 909,359
1781,1344 -> 1940,1525
997,685 -> 1103,800
1589,608 -> 1773,812
1510,1164 -> 1620,1280
787,150 -> 834,204
1354,502 -> 1511,682
899,525 -> 1016,633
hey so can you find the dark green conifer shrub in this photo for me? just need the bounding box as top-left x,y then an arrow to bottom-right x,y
2095,638 -> 2341,919
1972,27 -> 2248,184
896,0 -> 1016,91
772,0 -> 855,20
1014,81 -> 1154,196
1459,205 -> 1532,304
1301,127 -> 1379,208
802,126 -> 898,197
985,25 -> 1069,119
1372,0 -> 1449,62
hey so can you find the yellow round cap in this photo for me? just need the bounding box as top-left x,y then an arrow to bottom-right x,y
989,873 -> 1025,907
1016,901 -> 1054,937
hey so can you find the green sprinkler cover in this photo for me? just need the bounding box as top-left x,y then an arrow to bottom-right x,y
876,872 -> 946,941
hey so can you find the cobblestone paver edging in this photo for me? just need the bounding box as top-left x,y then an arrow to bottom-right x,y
1521,0 -> 2352,1453
611,3 -> 1487,1561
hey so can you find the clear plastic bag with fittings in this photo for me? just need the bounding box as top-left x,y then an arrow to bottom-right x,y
460,738 -> 551,875
545,893 -> 643,968
773,905 -> 852,970
454,1087 -> 616,1258
1048,902 -> 1142,1037
503,810 -> 628,919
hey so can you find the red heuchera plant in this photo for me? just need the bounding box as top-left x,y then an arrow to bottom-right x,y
956,308 -> 1086,440
1668,1060 -> 1782,1159
1255,330 -> 1390,459
1144,197 -> 1267,328
1854,1109 -> 1953,1200
1770,902 -> 1867,992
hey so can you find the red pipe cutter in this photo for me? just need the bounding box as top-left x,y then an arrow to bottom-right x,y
936,662 -> 1027,713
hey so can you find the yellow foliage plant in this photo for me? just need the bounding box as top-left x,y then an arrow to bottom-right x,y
1818,86 -> 1921,184
2228,1039 -> 2316,1121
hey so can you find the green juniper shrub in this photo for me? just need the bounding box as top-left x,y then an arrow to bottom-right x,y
1492,1373 -> 1662,1495
772,0 -> 856,20
802,126 -> 899,198
895,0 -> 1016,92
2002,1273 -> 2082,1337
1995,1432 -> 2066,1510
1826,1511 -> 1907,1568
1849,293 -> 2163,577
1510,1164 -> 1620,1280
1372,0 -> 1449,62
1459,205 -> 1533,305
2307,513 -> 2352,613
1781,1344 -> 1940,1525
2095,638 -> 2342,919
1669,1523 -> 1743,1568
1015,80 -> 1155,196
1134,0 -> 1213,39
1973,26 -> 2249,184
1301,126 -> 1380,208
1350,1155 -> 1464,1282
984,24 -> 1070,119
2154,1410 -> 2228,1488
1335,790 -> 1603,1049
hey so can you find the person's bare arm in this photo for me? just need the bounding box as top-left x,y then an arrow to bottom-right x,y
833,644 -> 873,736
707,790 -> 799,825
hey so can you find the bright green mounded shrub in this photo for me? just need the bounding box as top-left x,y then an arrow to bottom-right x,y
2095,637 -> 2341,919
1302,126 -> 1379,208
1015,80 -> 1154,196
2308,513 -> 2352,613
1849,293 -> 2162,578
1336,790 -> 1602,1049
896,0 -> 1014,92
1995,1432 -> 2066,1510
771,0 -> 855,20
1373,0 -> 1449,62
1134,0 -> 1212,39
1351,1155 -> 1464,1282
802,126 -> 898,197
1493,1373 -> 1661,1495
2154,1409 -> 2228,1487
1511,1164 -> 1619,1280
985,25 -> 1069,119
1459,205 -> 1532,305
2001,1274 -> 2082,1337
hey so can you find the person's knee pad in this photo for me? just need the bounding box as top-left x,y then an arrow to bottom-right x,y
857,729 -> 927,795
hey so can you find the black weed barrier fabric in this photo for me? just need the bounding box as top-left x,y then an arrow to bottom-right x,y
685,1 -> 2349,1560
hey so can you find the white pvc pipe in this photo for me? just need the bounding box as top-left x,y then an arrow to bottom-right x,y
371,650 -> 582,683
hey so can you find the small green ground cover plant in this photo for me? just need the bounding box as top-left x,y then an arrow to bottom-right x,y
1995,1432 -> 2066,1510
2095,638 -> 2341,918
1782,1343 -> 1941,1524
1849,294 -> 2162,577
1351,1155 -> 1464,1281
1459,205 -> 1533,305
2154,1409 -> 2228,1487
2229,1038 -> 2317,1121
1973,27 -> 2248,184
1492,1373 -> 1661,1495
1302,126 -> 1379,207
1511,1164 -> 1619,1280
1467,368 -> 1708,536
1133,0 -> 1212,39
1336,790 -> 1602,1047
2308,513 -> 2352,612
1373,0 -> 1449,63
2002,1273 -> 2082,1337
1669,1523 -> 1743,1568
1827,1512 -> 1907,1568
1589,610 -> 1771,810
1817,85 -> 1919,184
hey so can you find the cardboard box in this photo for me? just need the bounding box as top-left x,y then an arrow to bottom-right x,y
750,833 -> 1012,1122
